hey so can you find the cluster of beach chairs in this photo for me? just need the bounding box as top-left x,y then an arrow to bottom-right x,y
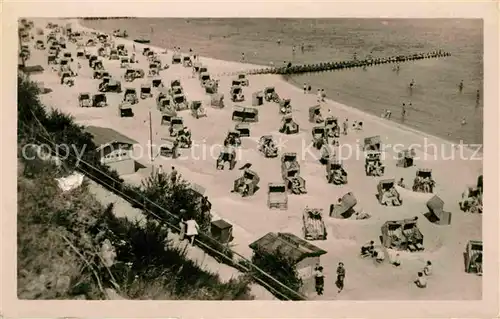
19,19 -> 483,286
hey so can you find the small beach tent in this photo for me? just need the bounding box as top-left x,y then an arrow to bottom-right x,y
210,219 -> 233,244
210,93 -> 225,108
252,91 -> 264,106
233,169 -> 260,196
161,109 -> 177,126
231,106 -> 259,123
465,240 -> 482,274
234,123 -> 250,137
424,195 -> 452,225
159,136 -> 178,158
249,232 -> 327,295
329,192 -> 357,219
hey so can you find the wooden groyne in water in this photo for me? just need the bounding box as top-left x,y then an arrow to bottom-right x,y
226,51 -> 451,77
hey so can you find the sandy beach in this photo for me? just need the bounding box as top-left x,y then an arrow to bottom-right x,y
26,18 -> 483,300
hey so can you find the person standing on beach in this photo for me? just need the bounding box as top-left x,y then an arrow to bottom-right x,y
170,166 -> 178,184
343,119 -> 349,135
303,83 -> 307,94
336,262 -> 346,293
308,85 -> 312,93
317,89 -> 322,102
314,265 -> 325,295
321,89 -> 326,102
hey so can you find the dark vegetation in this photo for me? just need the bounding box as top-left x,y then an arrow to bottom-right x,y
17,73 -> 253,300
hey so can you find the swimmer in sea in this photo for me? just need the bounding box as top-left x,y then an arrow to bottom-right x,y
461,117 -> 467,125
409,79 -> 415,89
385,109 -> 392,119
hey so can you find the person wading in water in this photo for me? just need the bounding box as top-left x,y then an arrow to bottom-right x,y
458,80 -> 464,93
408,79 -> 415,96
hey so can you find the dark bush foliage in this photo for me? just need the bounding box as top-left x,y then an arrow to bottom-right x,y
17,73 -> 253,300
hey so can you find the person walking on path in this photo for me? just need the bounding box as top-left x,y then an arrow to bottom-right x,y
185,217 -> 200,245
178,215 -> 186,241
314,265 -> 325,295
170,166 -> 178,184
336,262 -> 346,293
